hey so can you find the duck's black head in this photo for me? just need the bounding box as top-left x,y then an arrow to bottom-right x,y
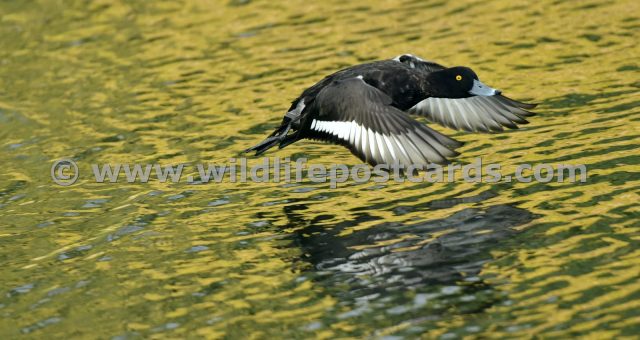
427,66 -> 501,98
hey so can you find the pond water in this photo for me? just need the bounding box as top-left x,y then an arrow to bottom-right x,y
0,0 -> 639,338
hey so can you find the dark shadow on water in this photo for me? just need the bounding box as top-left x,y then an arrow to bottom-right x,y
282,200 -> 537,332
288,204 -> 534,288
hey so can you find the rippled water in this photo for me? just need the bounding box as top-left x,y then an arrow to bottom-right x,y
1,0 -> 639,338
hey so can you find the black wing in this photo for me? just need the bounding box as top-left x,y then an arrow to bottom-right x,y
304,77 -> 462,167
409,94 -> 537,133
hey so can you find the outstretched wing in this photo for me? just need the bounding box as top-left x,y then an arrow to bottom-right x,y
409,94 -> 537,133
305,77 -> 463,168
392,54 -> 446,73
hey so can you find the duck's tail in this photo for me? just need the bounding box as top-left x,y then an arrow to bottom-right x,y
244,118 -> 300,156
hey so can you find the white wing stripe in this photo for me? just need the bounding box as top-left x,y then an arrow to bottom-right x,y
391,135 -> 410,164
336,122 -> 345,139
360,125 -> 368,160
375,132 -> 386,163
368,128 -> 378,162
383,134 -> 397,162
310,118 -> 462,166
313,120 -> 365,142
349,120 -> 357,145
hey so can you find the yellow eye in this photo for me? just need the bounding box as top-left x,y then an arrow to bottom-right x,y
456,75 -> 462,81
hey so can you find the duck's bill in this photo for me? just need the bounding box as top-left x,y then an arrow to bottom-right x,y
469,79 -> 501,96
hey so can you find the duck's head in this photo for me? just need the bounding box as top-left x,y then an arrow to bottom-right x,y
427,66 -> 501,98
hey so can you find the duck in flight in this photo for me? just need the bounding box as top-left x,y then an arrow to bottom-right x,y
245,54 -> 536,168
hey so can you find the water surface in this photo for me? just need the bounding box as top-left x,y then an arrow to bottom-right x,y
0,0 -> 639,338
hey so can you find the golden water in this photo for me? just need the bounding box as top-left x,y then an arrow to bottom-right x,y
1,0 -> 639,338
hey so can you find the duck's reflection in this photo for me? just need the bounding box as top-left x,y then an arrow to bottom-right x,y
284,201 -> 535,317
